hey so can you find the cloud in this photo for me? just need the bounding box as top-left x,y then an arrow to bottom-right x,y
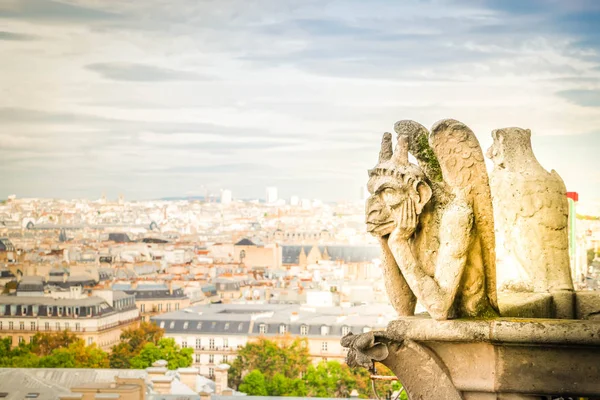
0,0 -> 119,22
557,89 -> 600,107
85,62 -> 215,82
0,31 -> 37,41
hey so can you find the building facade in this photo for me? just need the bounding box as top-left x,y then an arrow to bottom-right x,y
151,303 -> 391,378
0,287 -> 140,350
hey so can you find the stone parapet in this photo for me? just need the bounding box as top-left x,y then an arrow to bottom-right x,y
343,317 -> 600,399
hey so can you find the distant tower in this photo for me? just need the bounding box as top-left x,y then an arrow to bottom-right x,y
221,189 -> 233,205
266,187 -> 278,204
290,195 -> 300,207
59,229 -> 67,243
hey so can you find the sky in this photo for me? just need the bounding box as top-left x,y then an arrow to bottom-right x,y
1,0 -> 600,203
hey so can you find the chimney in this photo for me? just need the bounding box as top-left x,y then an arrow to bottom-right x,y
63,273 -> 68,283
177,367 -> 199,391
168,281 -> 173,295
151,376 -> 173,395
290,312 -> 299,322
199,392 -> 211,400
214,364 -> 230,395
131,281 -> 138,290
146,360 -> 168,381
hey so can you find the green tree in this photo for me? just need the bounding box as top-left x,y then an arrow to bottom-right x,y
38,340 -> 109,368
238,370 -> 268,396
266,372 -> 307,397
30,330 -> 79,357
129,338 -> 192,370
0,338 -> 40,367
229,336 -> 310,388
110,322 -> 164,368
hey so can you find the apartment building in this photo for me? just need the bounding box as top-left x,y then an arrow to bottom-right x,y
112,281 -> 191,322
0,284 -> 139,350
151,303 -> 392,378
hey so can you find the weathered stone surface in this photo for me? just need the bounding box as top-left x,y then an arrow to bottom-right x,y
366,119 -> 497,320
498,292 -> 553,318
342,317 -> 600,399
575,290 -> 600,320
487,128 -> 574,299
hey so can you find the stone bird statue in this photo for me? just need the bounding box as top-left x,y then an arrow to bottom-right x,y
487,128 -> 574,294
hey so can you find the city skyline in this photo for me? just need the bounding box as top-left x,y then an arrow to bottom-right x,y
1,0 -> 600,202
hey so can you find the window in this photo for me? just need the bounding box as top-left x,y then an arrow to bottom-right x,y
30,322 -> 36,331
183,322 -> 189,329
75,323 -> 80,332
223,355 -> 228,363
223,338 -> 228,348
18,336 -> 24,344
363,326 -> 372,333
259,324 -> 267,334
321,325 -> 330,336
342,326 -> 350,336
209,368 -> 214,378
169,321 -> 175,329
9,322 -> 13,330
19,321 -> 24,330
238,323 -> 244,332
25,393 -> 39,398
88,337 -> 93,346
195,354 -> 201,363
157,304 -> 162,312
196,322 -> 202,330
160,321 -> 165,328
45,322 -> 49,331
65,323 -> 69,331
209,338 -> 215,349
279,324 -> 287,334
140,304 -> 145,312
196,338 -> 201,349
55,322 -> 60,331
0,322 -> 2,330
175,303 -> 180,310
209,354 -> 214,364
300,325 -> 308,336
321,342 -> 328,352
182,340 -> 187,348
224,323 -> 229,331
29,336 -> 34,343
166,303 -> 171,312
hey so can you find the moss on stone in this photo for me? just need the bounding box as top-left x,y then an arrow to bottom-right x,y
411,131 -> 443,182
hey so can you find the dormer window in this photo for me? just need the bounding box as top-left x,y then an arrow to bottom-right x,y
183,322 -> 189,329
341,326 -> 350,336
363,326 -> 372,333
196,322 -> 202,330
300,325 -> 308,336
169,321 -> 175,329
160,321 -> 165,328
321,325 -> 330,336
279,324 -> 287,334
259,323 -> 267,334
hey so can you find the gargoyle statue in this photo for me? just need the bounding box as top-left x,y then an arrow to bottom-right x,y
366,119 -> 498,320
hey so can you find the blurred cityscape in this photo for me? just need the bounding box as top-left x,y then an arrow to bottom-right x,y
0,189 -> 599,399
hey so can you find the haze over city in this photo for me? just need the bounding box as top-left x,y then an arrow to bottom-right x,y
2,0 -> 600,201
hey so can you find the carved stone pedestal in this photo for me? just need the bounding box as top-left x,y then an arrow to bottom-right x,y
342,317 -> 600,400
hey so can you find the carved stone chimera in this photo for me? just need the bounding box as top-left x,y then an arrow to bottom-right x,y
365,119 -> 498,320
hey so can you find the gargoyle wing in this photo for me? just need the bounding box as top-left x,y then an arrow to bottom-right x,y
394,119 -> 498,311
